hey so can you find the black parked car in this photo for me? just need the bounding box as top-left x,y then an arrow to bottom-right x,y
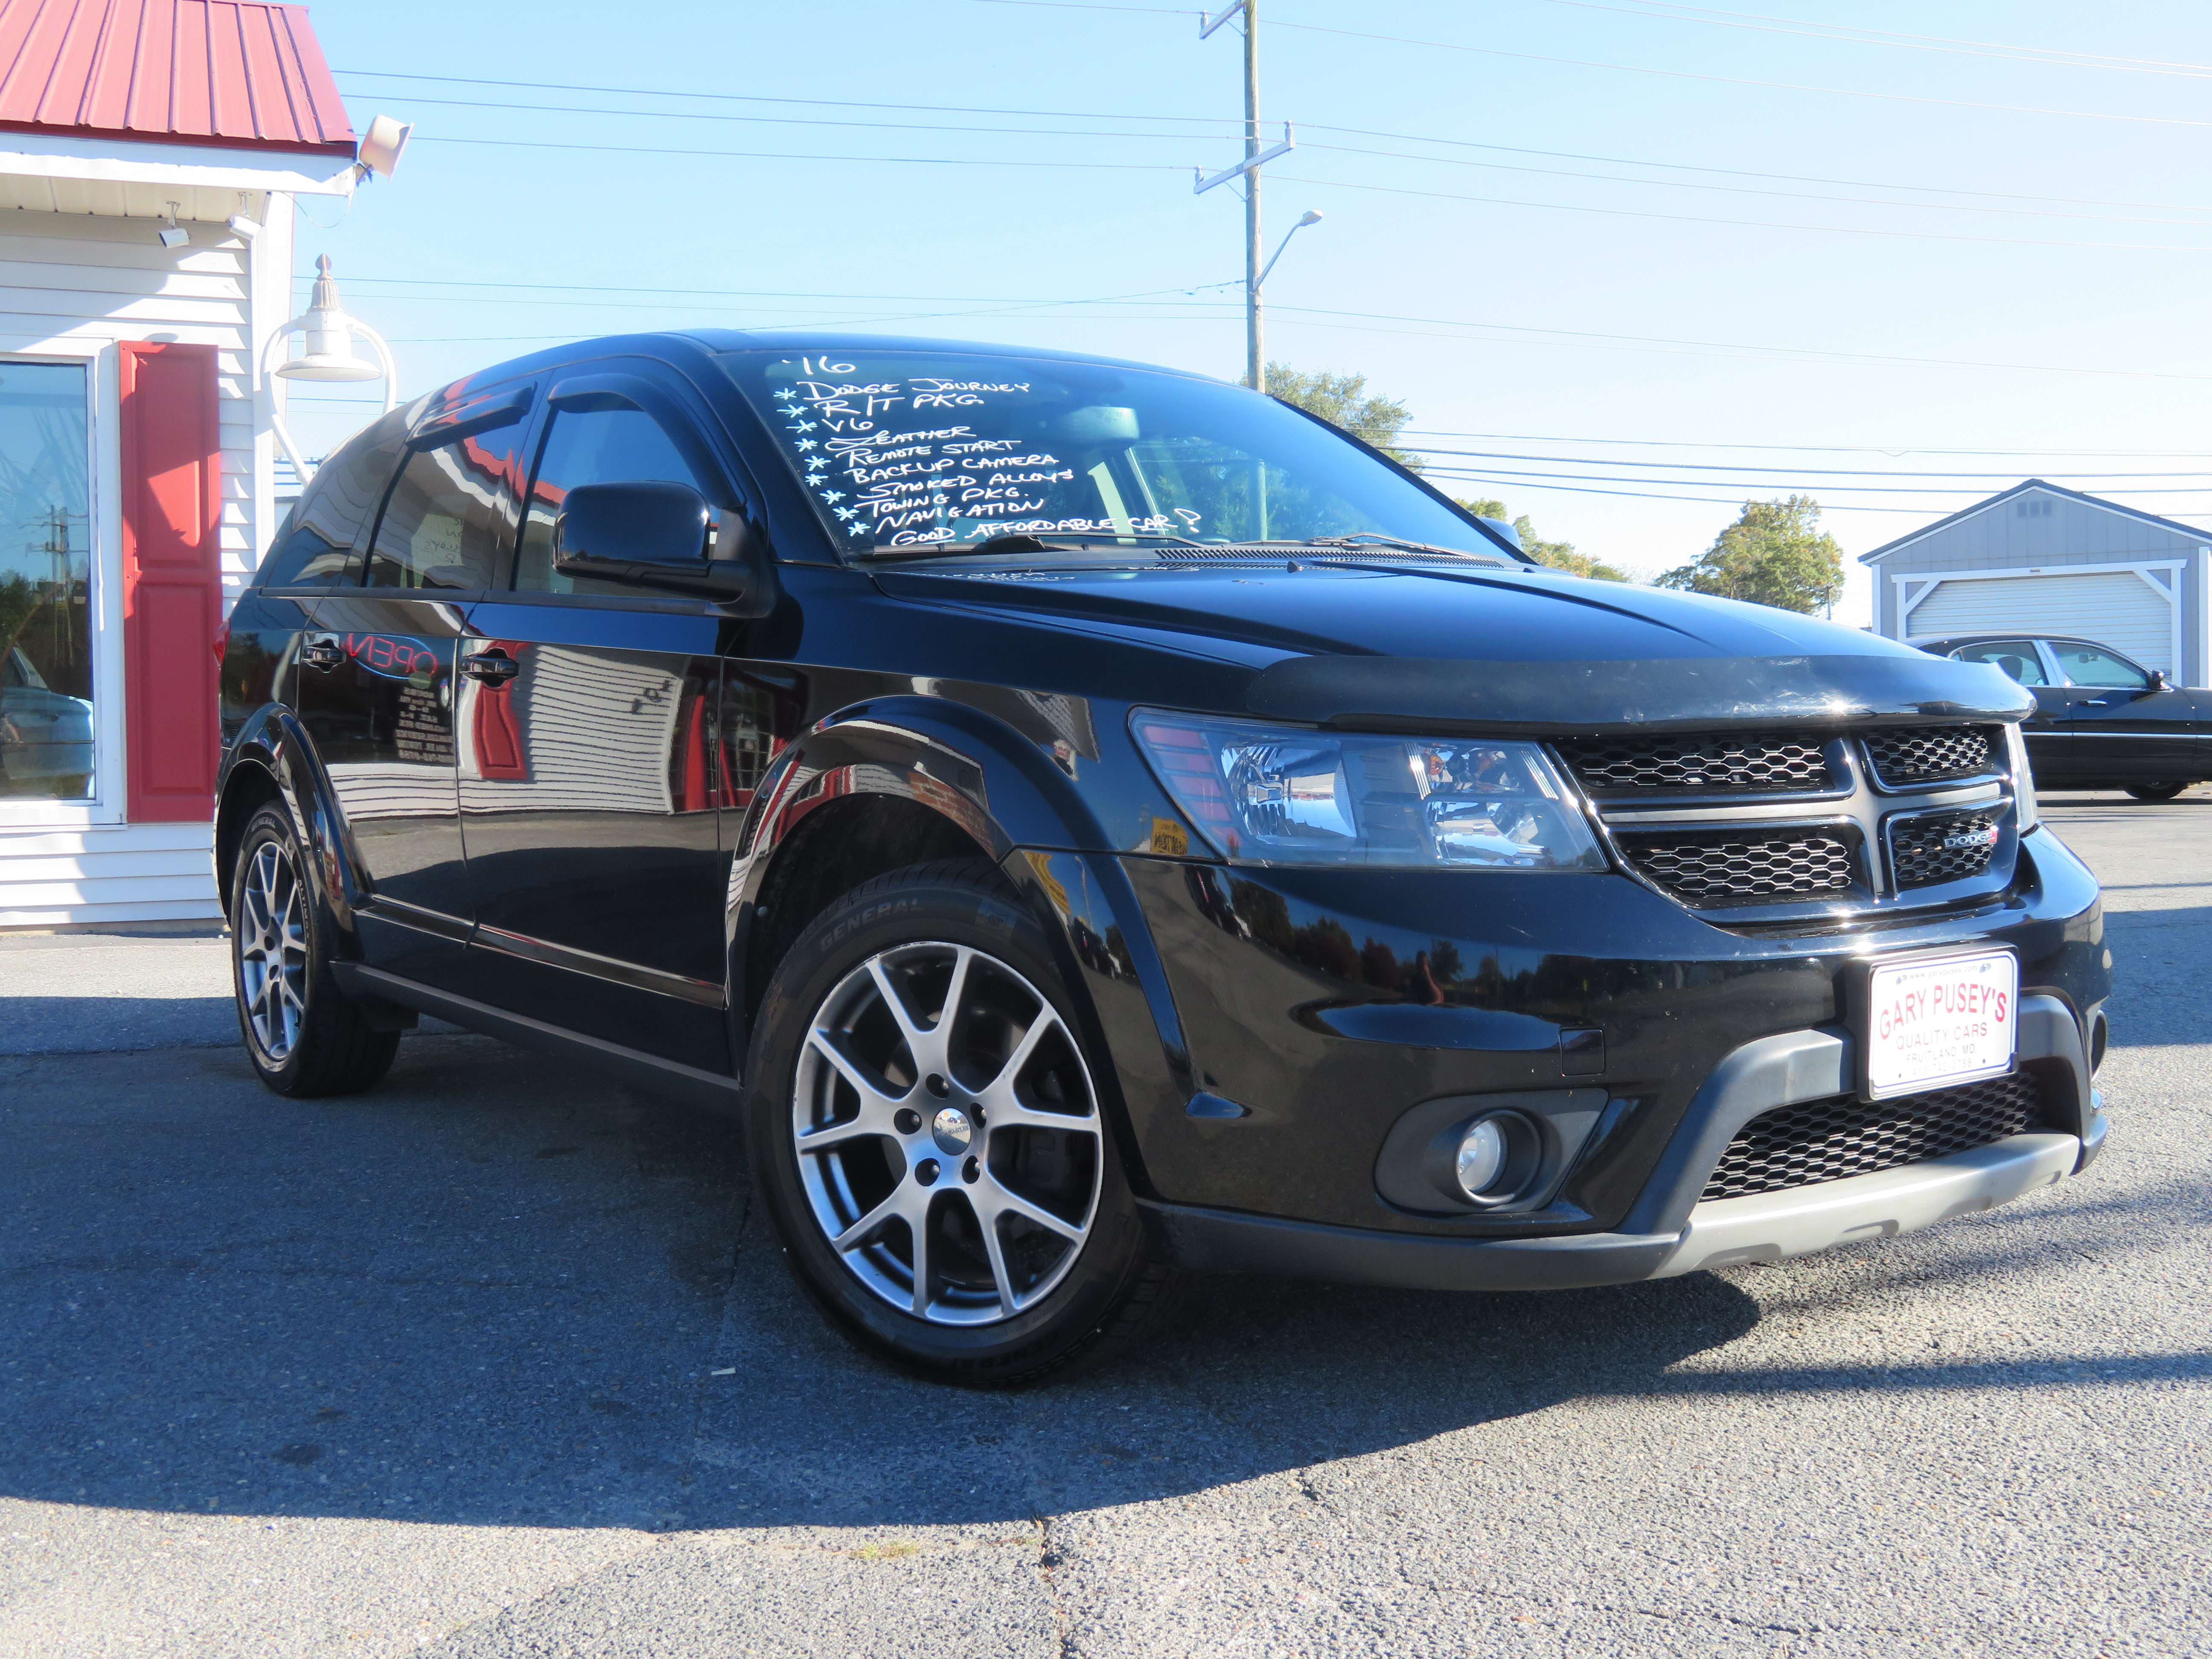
218,333 -> 2111,1384
1911,633 -> 2207,801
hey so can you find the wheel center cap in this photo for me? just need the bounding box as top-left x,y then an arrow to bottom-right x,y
930,1106 -> 973,1154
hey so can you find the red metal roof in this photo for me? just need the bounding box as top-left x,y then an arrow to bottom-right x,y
0,0 -> 355,156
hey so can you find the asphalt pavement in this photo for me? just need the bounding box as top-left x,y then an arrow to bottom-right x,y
0,790 -> 2205,1657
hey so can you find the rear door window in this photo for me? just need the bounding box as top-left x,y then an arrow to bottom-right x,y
1949,641 -> 2049,686
367,420 -> 533,592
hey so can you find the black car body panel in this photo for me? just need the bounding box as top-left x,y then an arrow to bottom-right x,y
216,330 -> 2112,1295
1914,632 -> 2211,789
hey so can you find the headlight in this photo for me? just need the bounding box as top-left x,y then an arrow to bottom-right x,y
2004,721 -> 2039,834
1132,712 -> 1606,870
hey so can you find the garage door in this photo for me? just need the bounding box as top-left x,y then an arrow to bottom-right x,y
1906,570 -> 2174,673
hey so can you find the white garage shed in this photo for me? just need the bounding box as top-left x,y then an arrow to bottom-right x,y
1864,480 -> 2212,685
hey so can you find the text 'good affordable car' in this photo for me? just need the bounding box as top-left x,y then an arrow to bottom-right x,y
216,333 -> 2111,1385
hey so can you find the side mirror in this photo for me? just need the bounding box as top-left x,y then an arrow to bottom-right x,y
553,480 -> 777,611
2149,669 -> 2172,691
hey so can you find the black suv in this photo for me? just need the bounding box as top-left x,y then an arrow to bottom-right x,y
218,334 -> 2110,1384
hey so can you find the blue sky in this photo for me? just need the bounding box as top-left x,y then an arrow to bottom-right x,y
283,0 -> 2212,621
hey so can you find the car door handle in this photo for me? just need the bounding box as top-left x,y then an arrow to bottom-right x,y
463,651 -> 521,684
301,639 -> 345,670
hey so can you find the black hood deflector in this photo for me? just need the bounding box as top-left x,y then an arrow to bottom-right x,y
1245,653 -> 2034,736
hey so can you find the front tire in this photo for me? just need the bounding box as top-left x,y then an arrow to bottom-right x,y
230,802 -> 398,1097
742,859 -> 1178,1386
2125,781 -> 2189,802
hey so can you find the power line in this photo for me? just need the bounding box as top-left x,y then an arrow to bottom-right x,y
1400,430 -> 2212,458
333,67 -> 1240,125
1534,0 -> 2212,78
335,74 -> 2212,217
1427,464 -> 2212,495
1268,170 -> 2209,253
413,134 -> 1185,171
1260,15 -> 2212,128
1300,140 -> 2212,229
1405,448 -> 2212,480
1263,302 -> 2212,382
345,88 -> 2212,227
358,93 -> 1220,142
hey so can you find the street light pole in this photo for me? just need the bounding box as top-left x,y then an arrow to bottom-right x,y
1242,0 -> 1263,393
1198,0 -> 1292,393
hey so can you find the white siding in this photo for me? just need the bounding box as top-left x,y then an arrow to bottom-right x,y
0,200 -> 289,927
1906,570 -> 2175,674
0,822 -> 217,926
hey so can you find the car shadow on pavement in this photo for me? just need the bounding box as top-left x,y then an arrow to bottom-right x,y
0,1033 -> 2197,1537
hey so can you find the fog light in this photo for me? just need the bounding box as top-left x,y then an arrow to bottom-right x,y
1449,1111 -> 1538,1204
1456,1118 -> 1509,1196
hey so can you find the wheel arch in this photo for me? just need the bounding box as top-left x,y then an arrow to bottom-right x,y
215,704 -> 372,943
730,696 -> 1105,1025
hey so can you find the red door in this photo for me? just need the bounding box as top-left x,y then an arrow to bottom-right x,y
118,341 -> 222,822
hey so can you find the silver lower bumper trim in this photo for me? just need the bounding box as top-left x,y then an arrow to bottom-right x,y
1652,1130 -> 2079,1278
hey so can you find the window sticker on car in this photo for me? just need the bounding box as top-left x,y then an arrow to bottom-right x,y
737,349 -> 1508,559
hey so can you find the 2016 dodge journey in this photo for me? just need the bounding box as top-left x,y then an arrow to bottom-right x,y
217,332 -> 2111,1384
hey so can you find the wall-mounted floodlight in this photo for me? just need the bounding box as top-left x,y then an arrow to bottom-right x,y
259,255 -> 399,481
227,192 -> 262,241
156,202 -> 188,249
356,115 -> 413,182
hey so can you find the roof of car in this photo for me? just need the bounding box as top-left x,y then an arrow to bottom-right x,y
428,330 -> 1240,394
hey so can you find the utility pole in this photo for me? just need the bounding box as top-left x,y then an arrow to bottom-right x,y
1197,0 -> 1292,393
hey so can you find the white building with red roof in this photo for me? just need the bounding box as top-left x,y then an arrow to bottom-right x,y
0,0 -> 359,926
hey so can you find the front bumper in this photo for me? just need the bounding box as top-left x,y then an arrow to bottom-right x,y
1141,998 -> 2109,1290
1144,1126 -> 2093,1289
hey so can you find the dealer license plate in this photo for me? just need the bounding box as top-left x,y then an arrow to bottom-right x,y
1862,948 -> 2018,1100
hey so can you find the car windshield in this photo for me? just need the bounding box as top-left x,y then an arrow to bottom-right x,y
722,349 -> 1508,560
2052,641 -> 2149,689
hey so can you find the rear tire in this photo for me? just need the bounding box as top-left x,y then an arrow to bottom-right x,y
2124,781 -> 2189,802
742,859 -> 1180,1387
230,802 -> 399,1097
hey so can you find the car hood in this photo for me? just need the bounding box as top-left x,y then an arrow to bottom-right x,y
873,559 -> 2033,733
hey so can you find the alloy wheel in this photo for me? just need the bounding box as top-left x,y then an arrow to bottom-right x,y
237,839 -> 309,1062
790,940 -> 1103,1325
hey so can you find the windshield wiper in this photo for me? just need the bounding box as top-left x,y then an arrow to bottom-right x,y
1289,534 -> 1516,564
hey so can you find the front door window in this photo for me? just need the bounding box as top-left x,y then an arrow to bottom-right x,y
0,361 -> 92,800
2049,642 -> 2149,690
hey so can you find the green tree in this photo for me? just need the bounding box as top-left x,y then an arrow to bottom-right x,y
1264,363 -> 1423,471
1656,495 -> 1843,614
1452,496 -> 1627,582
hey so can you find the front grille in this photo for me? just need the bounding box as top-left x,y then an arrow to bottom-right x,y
1701,1072 -> 2046,1201
1557,733 -> 1833,796
1890,809 -> 2001,888
1618,827 -> 1857,906
1862,725 -> 1998,788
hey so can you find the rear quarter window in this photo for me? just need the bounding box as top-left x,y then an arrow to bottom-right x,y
254,405 -> 413,588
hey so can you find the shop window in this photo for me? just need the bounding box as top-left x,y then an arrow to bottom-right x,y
0,361 -> 93,801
